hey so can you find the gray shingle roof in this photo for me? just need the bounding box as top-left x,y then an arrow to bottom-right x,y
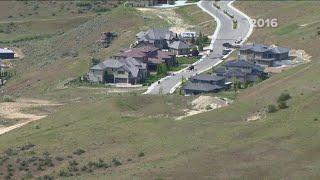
184,82 -> 223,92
90,58 -> 146,78
224,60 -> 264,72
190,73 -> 224,82
168,41 -> 190,50
0,48 -> 14,54
240,43 -> 290,54
138,28 -> 176,42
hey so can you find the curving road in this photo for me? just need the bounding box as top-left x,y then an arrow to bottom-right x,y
144,0 -> 253,94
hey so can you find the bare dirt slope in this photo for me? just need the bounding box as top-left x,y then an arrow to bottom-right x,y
0,99 -> 62,135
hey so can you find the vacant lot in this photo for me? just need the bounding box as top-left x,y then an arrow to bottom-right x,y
175,4 -> 216,36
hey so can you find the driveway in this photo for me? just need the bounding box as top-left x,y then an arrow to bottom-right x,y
145,0 -> 253,94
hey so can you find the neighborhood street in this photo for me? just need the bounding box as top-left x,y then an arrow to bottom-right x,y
145,0 -> 253,94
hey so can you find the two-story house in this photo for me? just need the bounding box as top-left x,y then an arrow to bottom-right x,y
239,43 -> 290,67
113,45 -> 176,71
215,59 -> 267,84
88,57 -> 148,84
136,28 -> 178,49
183,74 -> 226,95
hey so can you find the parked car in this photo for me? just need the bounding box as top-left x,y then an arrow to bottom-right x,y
223,42 -> 232,48
222,48 -> 232,55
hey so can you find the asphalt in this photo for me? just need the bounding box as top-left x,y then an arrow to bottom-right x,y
145,0 -> 252,94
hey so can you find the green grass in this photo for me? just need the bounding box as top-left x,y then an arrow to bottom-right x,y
176,56 -> 199,65
175,5 -> 216,36
275,23 -> 299,35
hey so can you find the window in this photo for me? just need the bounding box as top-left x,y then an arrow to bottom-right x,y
118,71 -> 125,74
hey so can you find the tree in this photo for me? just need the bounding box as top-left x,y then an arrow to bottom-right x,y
267,105 -> 278,113
191,48 -> 199,56
277,92 -> 291,103
156,64 -> 168,76
278,101 -> 288,109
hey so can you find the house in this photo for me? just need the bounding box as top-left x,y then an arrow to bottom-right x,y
0,48 -> 14,59
136,28 -> 178,49
183,74 -> 226,95
88,57 -> 147,84
180,32 -> 197,39
215,59 -> 267,84
239,43 -> 290,66
168,41 -> 190,55
126,0 -> 173,7
113,45 -> 176,71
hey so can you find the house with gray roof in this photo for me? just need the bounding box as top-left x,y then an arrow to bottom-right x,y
215,59 -> 267,84
183,74 -> 226,95
136,28 -> 178,49
87,57 -> 147,84
239,43 -> 290,66
168,41 -> 190,55
0,48 -> 14,59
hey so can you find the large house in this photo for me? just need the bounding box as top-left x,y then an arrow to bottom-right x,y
239,43 -> 290,67
0,48 -> 14,59
183,74 -> 226,95
136,28 -> 178,49
126,0 -> 174,7
168,40 -> 190,55
215,59 -> 267,84
113,45 -> 176,71
88,57 -> 148,84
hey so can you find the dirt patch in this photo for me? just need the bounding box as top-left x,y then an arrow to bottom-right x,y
137,8 -> 194,34
176,95 -> 231,120
264,49 -> 312,74
0,98 -> 62,135
246,111 -> 266,122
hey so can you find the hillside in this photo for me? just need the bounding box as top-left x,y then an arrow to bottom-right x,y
0,1 -> 320,179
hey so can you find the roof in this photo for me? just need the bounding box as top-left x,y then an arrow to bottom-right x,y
116,45 -> 158,58
138,28 -> 177,41
224,60 -> 264,72
183,82 -> 223,92
270,45 -> 290,54
90,58 -> 146,78
168,41 -> 190,50
190,73 -> 224,82
0,48 -> 14,54
240,43 -> 289,54
91,59 -> 123,70
157,50 -> 174,59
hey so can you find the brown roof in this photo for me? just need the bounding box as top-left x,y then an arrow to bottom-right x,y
157,50 -> 174,59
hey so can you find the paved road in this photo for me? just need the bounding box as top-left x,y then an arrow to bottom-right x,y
145,0 -> 252,94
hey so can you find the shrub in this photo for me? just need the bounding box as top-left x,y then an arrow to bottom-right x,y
277,92 -> 291,103
205,105 -> 213,110
112,158 -> 122,166
267,105 -> 277,113
138,152 -> 145,157
55,156 -> 64,161
3,95 -> 14,102
73,149 -> 86,155
278,101 -> 288,109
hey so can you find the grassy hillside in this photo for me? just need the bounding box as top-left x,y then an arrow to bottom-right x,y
1,5 -> 168,97
0,1 -> 320,179
175,4 -> 216,36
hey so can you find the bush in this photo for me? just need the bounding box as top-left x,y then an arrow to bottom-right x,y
2,95 -> 14,102
112,158 -> 122,166
138,152 -> 145,157
267,105 -> 278,113
277,92 -> 291,103
73,148 -> 86,155
55,156 -> 64,161
278,101 -> 288,109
